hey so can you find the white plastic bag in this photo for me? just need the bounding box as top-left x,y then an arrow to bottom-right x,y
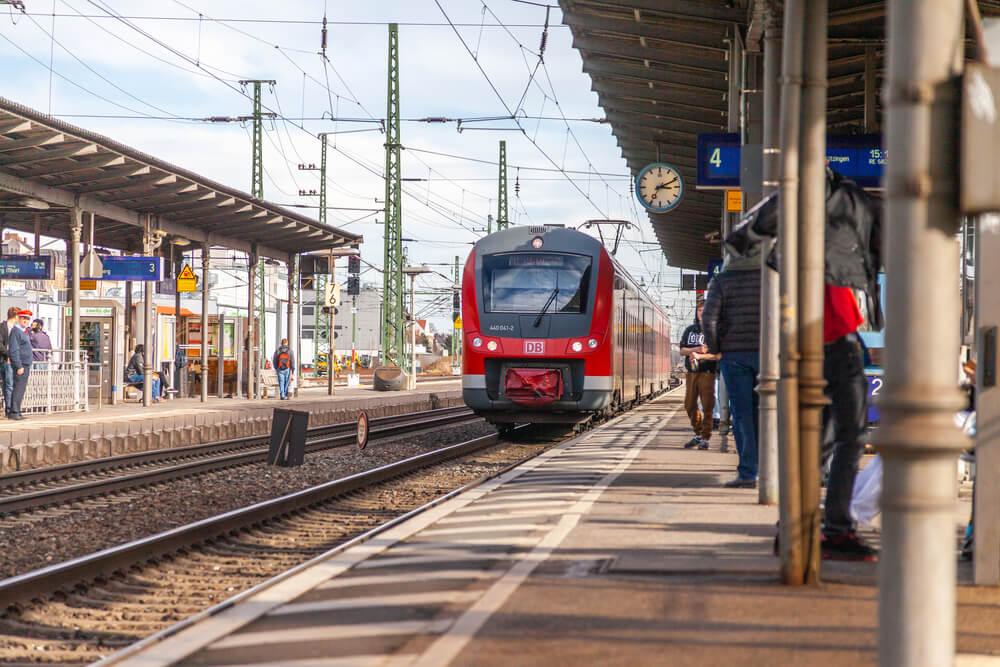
850,454 -> 882,527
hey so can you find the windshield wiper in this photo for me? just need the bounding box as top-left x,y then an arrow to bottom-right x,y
533,287 -> 559,328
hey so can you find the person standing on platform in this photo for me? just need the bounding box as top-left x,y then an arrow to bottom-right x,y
7,310 -> 34,420
679,296 -> 719,450
28,319 -> 52,365
702,249 -> 762,488
272,338 -> 294,400
0,307 -> 18,417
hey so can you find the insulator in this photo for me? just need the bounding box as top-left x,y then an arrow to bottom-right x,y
539,30 -> 548,55
321,16 -> 328,53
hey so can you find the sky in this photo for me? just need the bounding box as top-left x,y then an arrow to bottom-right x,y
0,0 -> 699,334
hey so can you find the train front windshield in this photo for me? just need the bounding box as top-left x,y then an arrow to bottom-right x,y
483,252 -> 591,314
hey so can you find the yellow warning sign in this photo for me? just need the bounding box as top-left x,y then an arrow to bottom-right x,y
725,189 -> 743,212
454,316 -> 462,330
177,264 -> 198,293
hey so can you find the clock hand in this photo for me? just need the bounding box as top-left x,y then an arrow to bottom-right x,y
655,178 -> 679,189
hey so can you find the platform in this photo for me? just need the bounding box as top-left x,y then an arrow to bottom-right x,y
99,389 -> 996,667
0,378 -> 461,473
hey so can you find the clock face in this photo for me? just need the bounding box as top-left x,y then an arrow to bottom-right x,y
635,163 -> 683,212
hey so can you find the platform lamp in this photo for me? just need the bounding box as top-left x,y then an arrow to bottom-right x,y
401,265 -> 431,391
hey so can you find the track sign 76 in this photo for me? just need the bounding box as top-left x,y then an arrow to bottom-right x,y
325,282 -> 341,307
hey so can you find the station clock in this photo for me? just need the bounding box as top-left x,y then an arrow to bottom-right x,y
635,162 -> 683,213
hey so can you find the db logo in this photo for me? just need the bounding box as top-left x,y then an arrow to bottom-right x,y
524,340 -> 545,354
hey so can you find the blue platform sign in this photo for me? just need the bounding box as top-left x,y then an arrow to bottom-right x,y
708,258 -> 723,279
100,256 -> 163,281
697,133 -> 884,190
0,255 -> 51,280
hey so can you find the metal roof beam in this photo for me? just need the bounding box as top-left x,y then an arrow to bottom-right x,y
563,11 -> 729,52
581,57 -> 728,91
603,109 -> 724,136
570,34 -> 727,72
11,153 -> 126,179
602,100 -> 725,127
0,142 -> 99,166
592,75 -> 726,107
75,170 -> 168,194
566,0 -> 745,24
109,186 -> 210,208
591,78 -> 725,112
92,174 -> 181,198
0,133 -> 64,153
38,161 -> 144,188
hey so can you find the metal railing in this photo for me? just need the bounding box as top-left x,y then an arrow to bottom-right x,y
14,349 -> 89,415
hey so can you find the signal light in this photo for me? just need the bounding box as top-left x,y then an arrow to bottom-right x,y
571,341 -> 583,352
587,338 -> 599,349
472,337 -> 482,348
486,340 -> 498,351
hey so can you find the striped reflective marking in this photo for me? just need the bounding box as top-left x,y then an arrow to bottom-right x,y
419,523 -> 547,537
271,590 -> 483,616
316,569 -> 502,590
210,619 -> 454,649
355,553 -> 506,569
390,537 -> 542,551
195,656 -> 418,667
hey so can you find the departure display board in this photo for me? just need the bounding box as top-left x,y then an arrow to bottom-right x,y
697,133 -> 884,190
100,256 -> 163,281
0,255 -> 51,280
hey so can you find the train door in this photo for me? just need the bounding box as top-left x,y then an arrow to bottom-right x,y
640,306 -> 646,397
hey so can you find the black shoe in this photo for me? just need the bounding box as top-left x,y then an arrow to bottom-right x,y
713,418 -> 720,431
821,532 -> 878,562
9,413 -> 24,420
683,437 -> 701,449
697,439 -> 709,450
723,477 -> 757,488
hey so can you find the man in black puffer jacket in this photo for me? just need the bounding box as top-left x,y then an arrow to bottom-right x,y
702,247 -> 762,488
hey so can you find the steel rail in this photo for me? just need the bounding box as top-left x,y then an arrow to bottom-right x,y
0,407 -> 479,515
0,427 -> 516,610
0,406 -> 472,491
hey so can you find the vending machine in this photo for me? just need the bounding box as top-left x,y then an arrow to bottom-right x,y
64,299 -> 124,404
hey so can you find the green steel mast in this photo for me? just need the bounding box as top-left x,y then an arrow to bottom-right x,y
315,134 -> 330,367
381,23 -> 404,367
240,79 -> 275,365
497,140 -> 509,231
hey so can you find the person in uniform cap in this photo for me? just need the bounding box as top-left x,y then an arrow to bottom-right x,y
7,309 -> 34,419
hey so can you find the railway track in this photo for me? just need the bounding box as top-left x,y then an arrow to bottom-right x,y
0,426 -> 547,665
0,406 -> 478,516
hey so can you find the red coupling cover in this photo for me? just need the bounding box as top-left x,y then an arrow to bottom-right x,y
504,368 -> 563,406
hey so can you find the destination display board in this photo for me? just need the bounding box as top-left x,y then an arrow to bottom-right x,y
100,256 -> 163,281
696,133 -> 884,190
0,255 -> 51,280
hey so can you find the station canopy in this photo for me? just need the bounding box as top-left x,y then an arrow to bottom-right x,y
0,96 -> 360,262
559,0 -> 1000,271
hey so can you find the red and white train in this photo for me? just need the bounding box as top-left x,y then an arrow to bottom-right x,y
461,225 -> 671,424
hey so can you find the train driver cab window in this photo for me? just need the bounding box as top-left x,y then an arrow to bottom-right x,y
483,252 -> 591,314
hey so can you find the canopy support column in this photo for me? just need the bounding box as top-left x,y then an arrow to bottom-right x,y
877,0 -> 965,663
69,207 -> 82,370
201,243 -> 209,403
758,6 -> 782,506
776,0 -> 805,586
141,216 -> 155,407
247,245 -> 258,399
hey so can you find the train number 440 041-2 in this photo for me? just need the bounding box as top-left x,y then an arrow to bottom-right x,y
524,340 -> 545,354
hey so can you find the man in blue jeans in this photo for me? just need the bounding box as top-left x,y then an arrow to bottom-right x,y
272,338 -> 295,400
702,248 -> 762,488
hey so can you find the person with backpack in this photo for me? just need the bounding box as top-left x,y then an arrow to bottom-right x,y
272,338 -> 295,400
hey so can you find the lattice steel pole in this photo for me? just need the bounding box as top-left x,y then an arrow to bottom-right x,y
240,79 -> 275,376
497,140 -> 509,231
381,23 -> 404,367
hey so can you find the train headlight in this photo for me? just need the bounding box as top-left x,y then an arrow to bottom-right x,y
571,341 -> 583,352
531,236 -> 544,249
587,337 -> 599,349
472,336 -> 483,348
486,340 -> 498,351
